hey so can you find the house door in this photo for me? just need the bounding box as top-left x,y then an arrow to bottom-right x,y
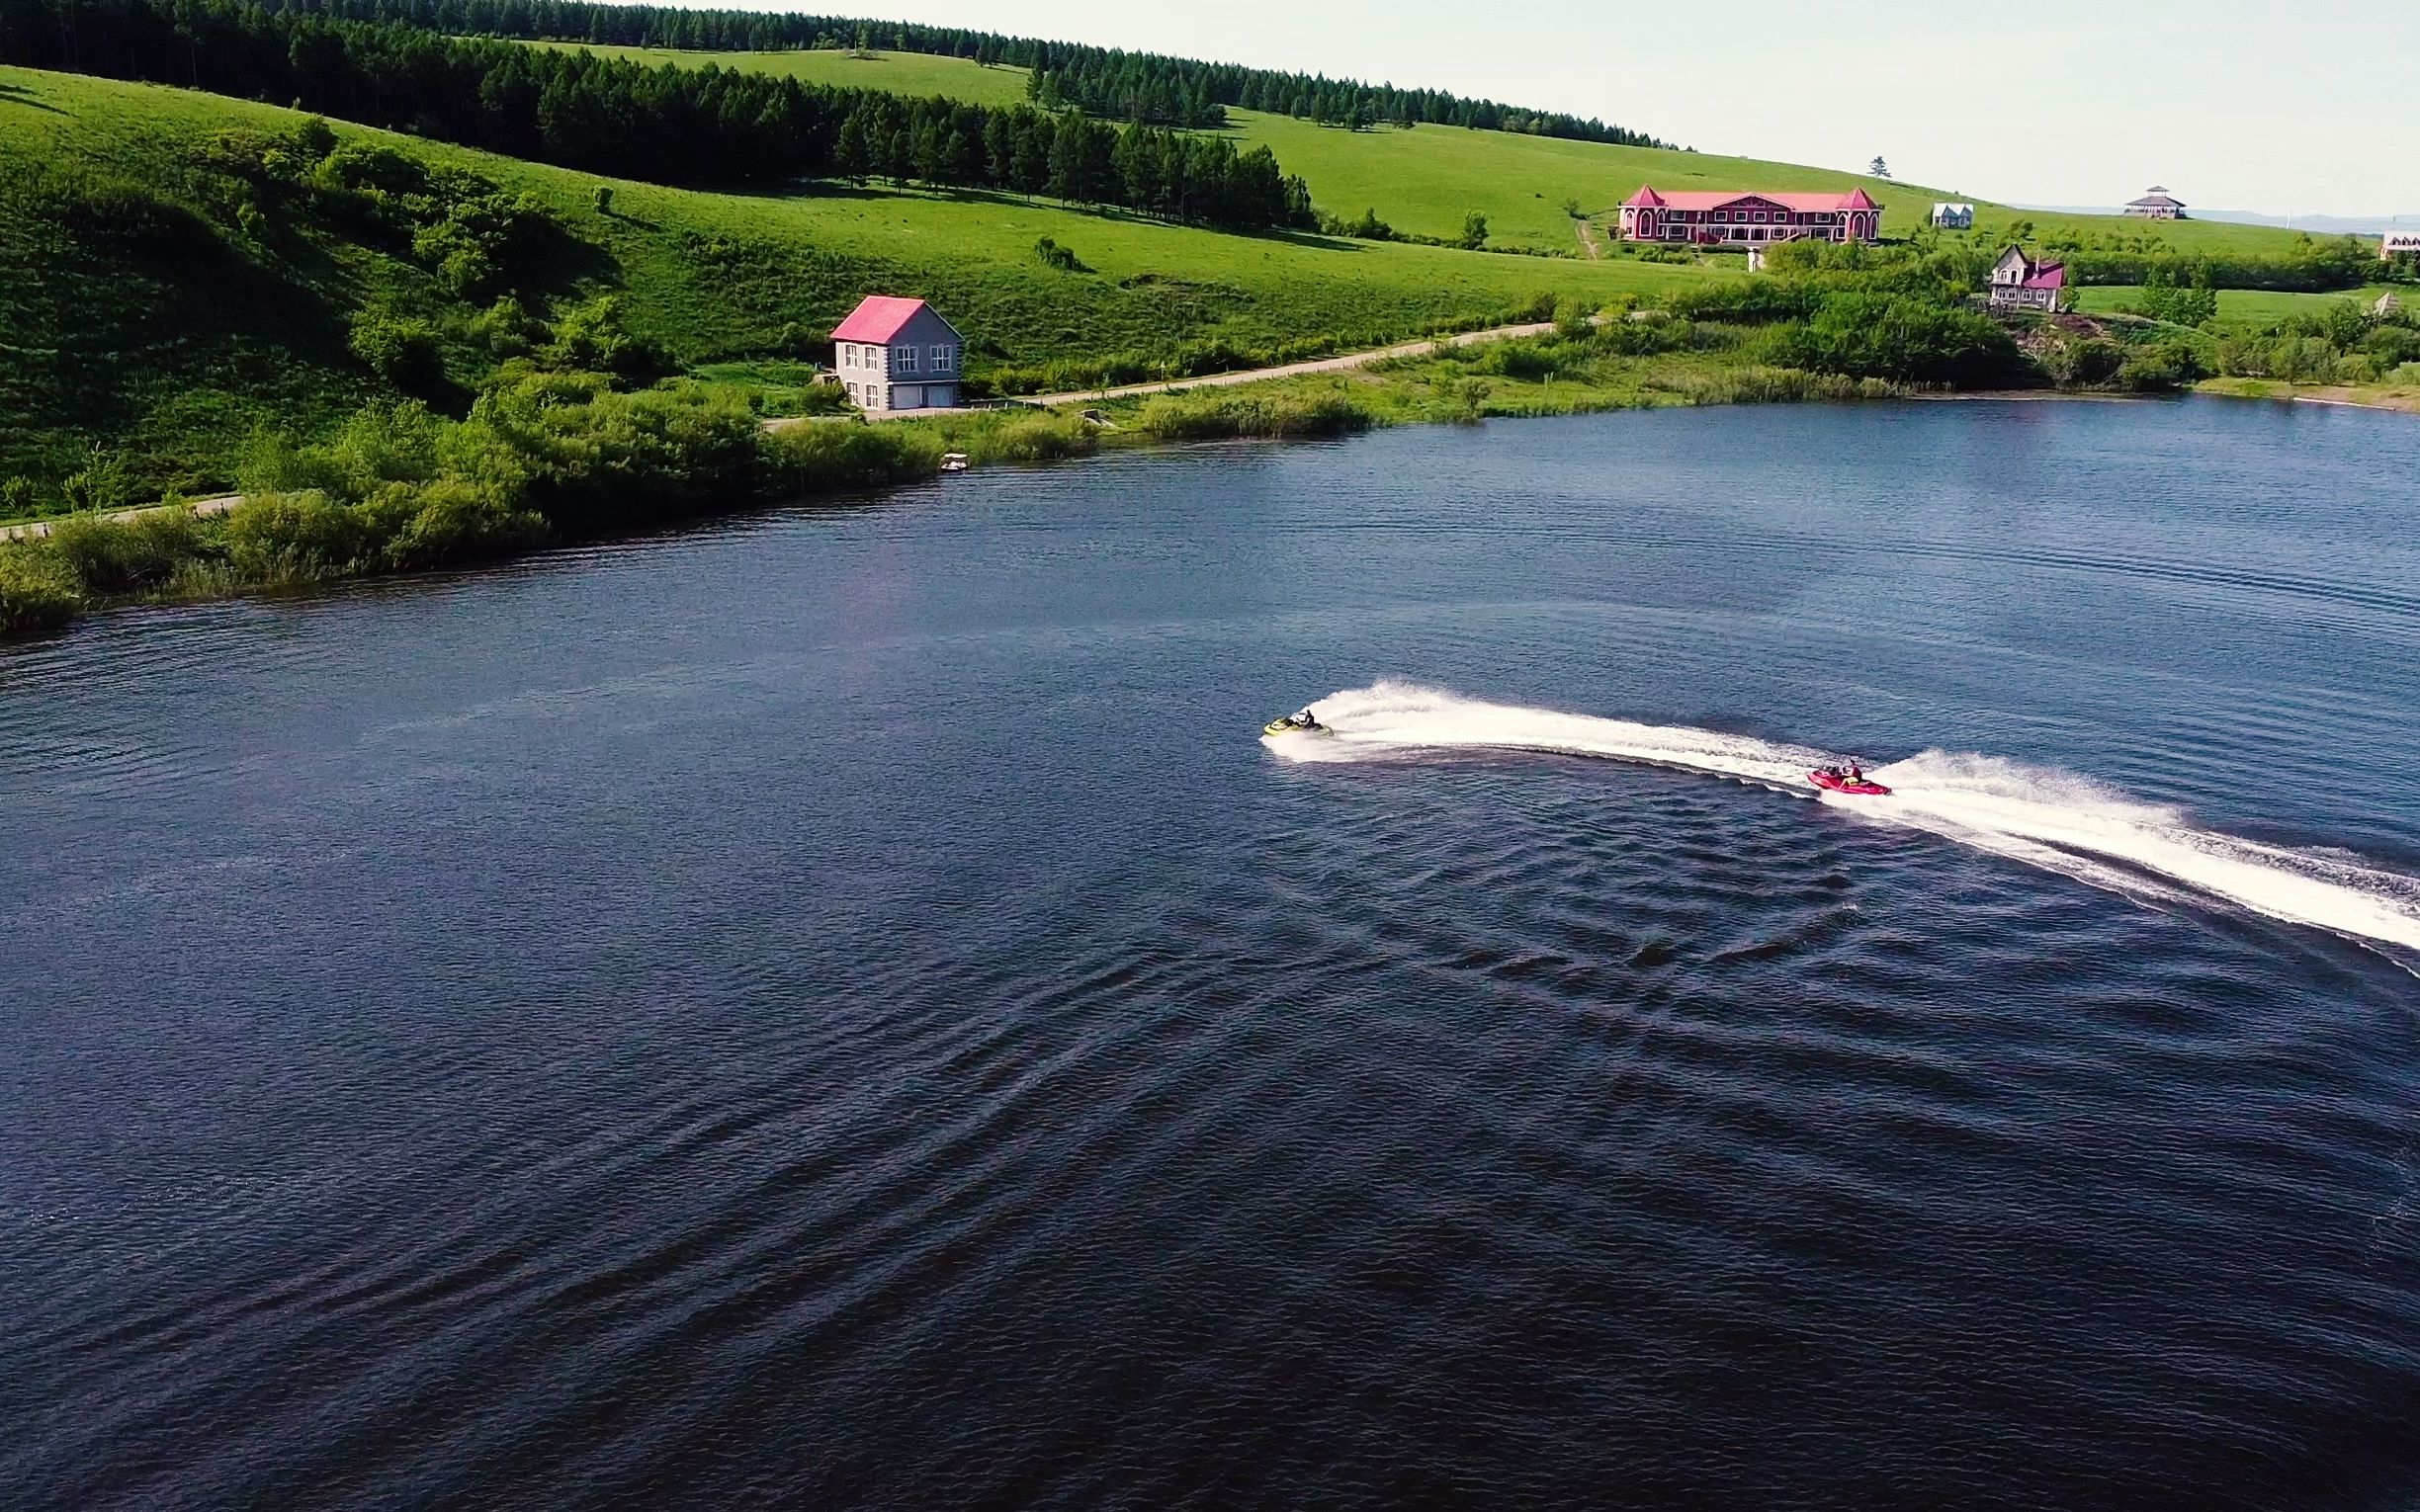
895,385 -> 924,410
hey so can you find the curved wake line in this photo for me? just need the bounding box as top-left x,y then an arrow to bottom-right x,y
1268,682 -> 2420,956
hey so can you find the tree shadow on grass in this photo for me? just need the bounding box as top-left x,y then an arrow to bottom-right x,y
0,81 -> 66,115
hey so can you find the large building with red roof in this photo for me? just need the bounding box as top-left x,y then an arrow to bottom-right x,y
831,295 -> 965,412
1617,187 -> 1882,247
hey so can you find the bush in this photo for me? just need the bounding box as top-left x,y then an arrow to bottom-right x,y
58,451 -> 138,515
223,491 -> 375,580
1765,293 -> 2022,387
47,169 -> 211,253
536,296 -> 675,384
348,312 -> 445,388
46,508 -> 205,593
2117,339 -> 2207,392
0,543 -> 85,635
1133,391 -> 1373,440
384,478 -> 548,566
1034,235 -> 1088,273
760,420 -> 944,489
0,477 -> 44,520
1552,298 -> 1596,340
960,411 -> 1097,464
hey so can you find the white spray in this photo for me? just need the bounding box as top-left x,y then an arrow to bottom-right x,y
1268,682 -> 2420,956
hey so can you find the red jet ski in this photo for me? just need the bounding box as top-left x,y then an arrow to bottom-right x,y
1810,766 -> 1891,797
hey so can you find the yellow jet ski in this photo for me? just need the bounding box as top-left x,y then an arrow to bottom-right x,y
1262,708 -> 1332,737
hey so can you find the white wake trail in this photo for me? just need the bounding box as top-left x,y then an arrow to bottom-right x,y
1266,682 -> 2420,955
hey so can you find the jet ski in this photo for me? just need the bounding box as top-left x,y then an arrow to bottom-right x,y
1810,765 -> 1890,797
1263,708 -> 1332,737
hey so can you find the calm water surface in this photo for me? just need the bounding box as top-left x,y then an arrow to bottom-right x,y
5,398 -> 2419,1509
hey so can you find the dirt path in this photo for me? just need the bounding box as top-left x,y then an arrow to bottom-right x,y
0,492 -> 240,542
1013,319 -> 1557,409
762,316 -> 1564,431
1575,218 -> 1604,259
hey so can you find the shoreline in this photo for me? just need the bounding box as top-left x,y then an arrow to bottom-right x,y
7,373 -> 2413,639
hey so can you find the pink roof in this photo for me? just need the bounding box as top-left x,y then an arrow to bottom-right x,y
2021,262 -> 2067,291
830,295 -> 931,344
1623,186 -> 1880,213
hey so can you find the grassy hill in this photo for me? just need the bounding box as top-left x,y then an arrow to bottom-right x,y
546,42 -> 2326,258
0,63 -> 1702,504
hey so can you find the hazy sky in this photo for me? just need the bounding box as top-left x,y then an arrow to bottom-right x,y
805,0 -> 2420,217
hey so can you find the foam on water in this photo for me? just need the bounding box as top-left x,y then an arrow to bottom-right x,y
1269,682 -> 2420,956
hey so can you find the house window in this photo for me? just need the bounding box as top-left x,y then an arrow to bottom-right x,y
897,346 -> 917,373
1713,210 -> 1729,223
1751,211 -> 1766,223
930,344 -> 951,371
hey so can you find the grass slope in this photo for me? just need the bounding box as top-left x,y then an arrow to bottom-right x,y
2072,285 -> 2404,324
550,43 -> 2324,257
0,63 -> 1703,500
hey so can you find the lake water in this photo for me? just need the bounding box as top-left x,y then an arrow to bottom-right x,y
5,397 -> 2419,1509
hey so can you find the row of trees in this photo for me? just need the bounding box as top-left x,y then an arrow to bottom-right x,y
0,0 -> 1673,146
0,0 -> 1317,226
827,98 -> 1312,228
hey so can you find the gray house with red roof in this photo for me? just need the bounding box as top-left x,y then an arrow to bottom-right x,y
831,295 -> 964,412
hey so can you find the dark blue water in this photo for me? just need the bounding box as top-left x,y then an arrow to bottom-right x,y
5,398 -> 2419,1509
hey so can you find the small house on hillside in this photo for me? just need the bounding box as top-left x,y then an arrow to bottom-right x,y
2381,232 -> 2420,260
1932,203 -> 1975,230
2124,186 -> 2187,220
1988,246 -> 2066,313
832,296 -> 964,413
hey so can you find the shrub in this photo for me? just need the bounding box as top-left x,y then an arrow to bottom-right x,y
1459,210 -> 1489,251
960,411 -> 1097,464
48,169 -> 210,253
46,508 -> 205,593
464,375 -> 761,523
384,479 -> 548,567
1133,391 -> 1373,440
1034,235 -> 1088,273
222,491 -> 375,580
1479,338 -> 1563,381
0,544 -> 84,634
1765,293 -> 2022,387
470,296 -> 545,359
58,451 -> 138,515
1508,290 -> 1559,324
348,312 -> 445,388
2117,339 -> 2207,392
760,420 -> 945,490
1553,298 -> 1596,340
0,477 -> 43,520
536,296 -> 675,384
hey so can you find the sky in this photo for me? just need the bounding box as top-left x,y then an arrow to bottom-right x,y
783,0 -> 2420,218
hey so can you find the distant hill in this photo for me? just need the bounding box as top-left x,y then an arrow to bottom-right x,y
0,65 -> 1691,498
544,42 -> 2322,260
2021,206 -> 2407,238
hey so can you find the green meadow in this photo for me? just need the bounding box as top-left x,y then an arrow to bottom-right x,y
0,64 -> 1702,503
2071,284 -> 2404,324
555,42 -> 2322,258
